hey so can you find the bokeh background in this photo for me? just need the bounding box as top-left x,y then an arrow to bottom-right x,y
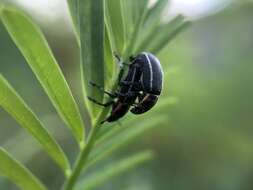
1,0 -> 253,189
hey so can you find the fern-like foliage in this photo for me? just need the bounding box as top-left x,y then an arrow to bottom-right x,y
0,1 -> 189,189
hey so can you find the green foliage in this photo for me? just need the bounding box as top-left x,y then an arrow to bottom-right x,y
0,148 -> 46,190
84,116 -> 166,171
0,75 -> 70,175
105,0 -> 126,54
147,15 -> 190,54
0,7 -> 85,147
75,151 -> 154,190
79,0 -> 105,120
0,0 -> 189,189
67,0 -> 80,40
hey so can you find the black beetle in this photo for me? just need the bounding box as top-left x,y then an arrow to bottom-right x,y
130,52 -> 163,114
88,52 -> 163,123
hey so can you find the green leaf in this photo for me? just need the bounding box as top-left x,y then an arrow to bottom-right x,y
134,0 -> 169,53
104,25 -> 116,89
0,6 -> 85,146
67,0 -> 80,43
2,114 -> 71,166
0,148 -> 46,190
75,151 -> 154,190
132,0 -> 149,23
144,0 -> 169,27
105,0 -> 126,55
3,129 -> 43,164
121,0 -> 134,39
83,116 -> 165,171
79,0 -> 105,121
0,75 -> 70,175
123,0 -> 149,58
148,16 -> 190,54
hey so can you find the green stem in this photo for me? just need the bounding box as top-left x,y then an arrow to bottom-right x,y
62,126 -> 100,190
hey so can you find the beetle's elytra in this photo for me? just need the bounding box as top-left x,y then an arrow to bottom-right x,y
88,52 -> 164,123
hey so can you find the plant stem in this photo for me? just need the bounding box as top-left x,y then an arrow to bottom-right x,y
62,126 -> 100,190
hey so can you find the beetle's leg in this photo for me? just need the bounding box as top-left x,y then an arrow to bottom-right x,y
129,55 -> 135,62
114,52 -> 131,67
113,52 -> 121,62
89,81 -> 117,98
114,60 -> 131,86
113,52 -> 127,66
117,67 -> 125,84
120,62 -> 140,81
88,97 -> 114,107
113,53 -> 134,85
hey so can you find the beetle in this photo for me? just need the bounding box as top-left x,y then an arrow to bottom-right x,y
130,52 -> 163,114
88,56 -> 142,123
88,52 -> 163,123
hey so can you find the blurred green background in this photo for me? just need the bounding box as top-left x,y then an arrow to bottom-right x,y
1,0 -> 253,190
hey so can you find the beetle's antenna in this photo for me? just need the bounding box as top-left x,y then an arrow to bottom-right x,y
89,81 -> 117,98
114,52 -> 127,68
113,52 -> 121,62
